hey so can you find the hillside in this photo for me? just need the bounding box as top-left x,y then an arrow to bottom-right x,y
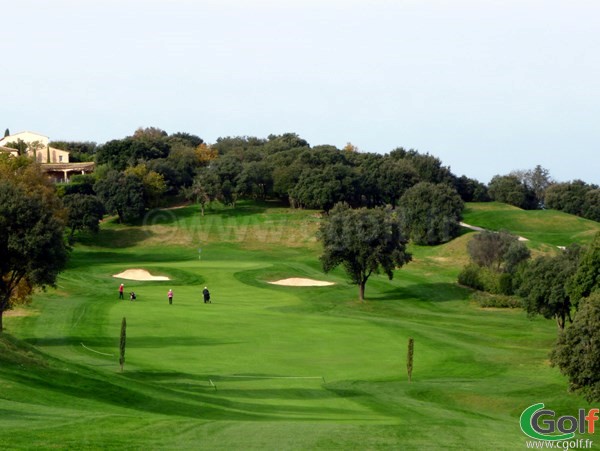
462,202 -> 600,247
0,202 -> 597,449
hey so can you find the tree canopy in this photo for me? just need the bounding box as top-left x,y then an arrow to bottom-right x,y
516,245 -> 581,329
488,175 -> 536,209
0,157 -> 69,332
551,293 -> 600,402
567,233 -> 600,306
94,170 -> 145,223
319,202 -> 412,301
398,182 -> 464,245
62,193 -> 105,238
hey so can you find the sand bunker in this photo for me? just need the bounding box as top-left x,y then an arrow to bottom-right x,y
113,269 -> 170,281
269,278 -> 334,287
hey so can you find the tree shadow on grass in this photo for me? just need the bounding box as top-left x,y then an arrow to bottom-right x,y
77,228 -> 153,248
25,336 -> 242,348
370,282 -> 470,303
67,251 -> 194,270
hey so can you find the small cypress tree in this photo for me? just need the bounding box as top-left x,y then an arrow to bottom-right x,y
407,338 -> 414,383
4,128 -> 9,137
119,317 -> 127,372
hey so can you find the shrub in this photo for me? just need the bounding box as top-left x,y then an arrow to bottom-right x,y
471,291 -> 522,309
458,264 -> 483,291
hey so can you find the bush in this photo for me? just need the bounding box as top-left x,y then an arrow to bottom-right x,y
459,265 -> 513,295
458,264 -> 484,291
471,291 -> 522,309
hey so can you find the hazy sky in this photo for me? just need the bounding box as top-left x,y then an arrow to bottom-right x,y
2,0 -> 599,184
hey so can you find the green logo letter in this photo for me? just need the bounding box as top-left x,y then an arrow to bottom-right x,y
520,403 -> 575,441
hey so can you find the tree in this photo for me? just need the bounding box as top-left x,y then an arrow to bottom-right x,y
459,229 -> 530,295
62,194 -> 105,238
567,233 -> 600,307
184,170 -> 221,216
407,338 -> 414,383
167,131 -> 204,148
454,175 -> 490,202
544,180 -> 599,219
236,161 -> 274,200
583,189 -> 600,222
523,165 -> 552,208
376,158 -> 419,208
62,174 -> 97,196
343,142 -> 359,152
94,171 -> 146,223
389,148 -> 453,185
319,203 -> 412,301
550,293 -> 600,402
398,182 -> 464,245
0,180 -> 69,332
195,143 -> 218,166
5,139 -> 28,156
488,175 -> 536,209
119,317 -> 127,372
125,164 -> 167,208
517,245 -> 581,329
290,165 -> 359,210
467,230 -> 529,272
4,128 -> 9,137
95,138 -> 133,170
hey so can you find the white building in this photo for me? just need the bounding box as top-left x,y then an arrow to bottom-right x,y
0,131 -> 70,163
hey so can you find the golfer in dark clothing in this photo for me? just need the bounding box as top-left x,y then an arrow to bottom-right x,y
203,287 -> 211,303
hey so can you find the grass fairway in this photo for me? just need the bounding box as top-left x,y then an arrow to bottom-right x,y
463,202 -> 600,248
1,202 -> 597,449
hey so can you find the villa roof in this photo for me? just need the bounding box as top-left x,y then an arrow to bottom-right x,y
41,162 -> 95,171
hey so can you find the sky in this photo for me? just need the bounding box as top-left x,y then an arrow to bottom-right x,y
2,0 -> 599,184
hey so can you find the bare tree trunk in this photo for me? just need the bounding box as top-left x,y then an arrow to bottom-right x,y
359,282 -> 366,302
556,314 -> 565,330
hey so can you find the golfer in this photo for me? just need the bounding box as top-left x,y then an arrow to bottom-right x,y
202,287 -> 211,303
168,289 -> 173,305
119,283 -> 124,300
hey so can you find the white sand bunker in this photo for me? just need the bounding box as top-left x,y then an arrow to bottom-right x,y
113,269 -> 170,281
269,278 -> 334,287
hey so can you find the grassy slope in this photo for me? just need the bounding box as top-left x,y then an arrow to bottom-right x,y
463,202 -> 600,248
1,202 -> 597,450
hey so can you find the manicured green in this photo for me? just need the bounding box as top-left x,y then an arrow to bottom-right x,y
463,202 -> 600,247
0,202 -> 597,449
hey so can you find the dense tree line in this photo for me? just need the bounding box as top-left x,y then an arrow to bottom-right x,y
63,128 -> 486,227
545,180 -> 600,222
486,165 -> 599,222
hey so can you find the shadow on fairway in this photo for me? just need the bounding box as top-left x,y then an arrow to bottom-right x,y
214,204 -> 268,218
373,282 -> 469,303
77,228 -> 152,248
25,336 -> 242,348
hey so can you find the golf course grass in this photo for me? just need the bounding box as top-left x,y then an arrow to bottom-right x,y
1,202 -> 598,449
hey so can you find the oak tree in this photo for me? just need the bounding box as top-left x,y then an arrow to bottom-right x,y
319,203 -> 412,301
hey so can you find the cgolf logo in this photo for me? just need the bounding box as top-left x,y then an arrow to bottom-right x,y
520,403 -> 598,441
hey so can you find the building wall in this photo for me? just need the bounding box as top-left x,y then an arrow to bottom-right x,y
0,131 -> 50,148
0,131 -> 69,163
